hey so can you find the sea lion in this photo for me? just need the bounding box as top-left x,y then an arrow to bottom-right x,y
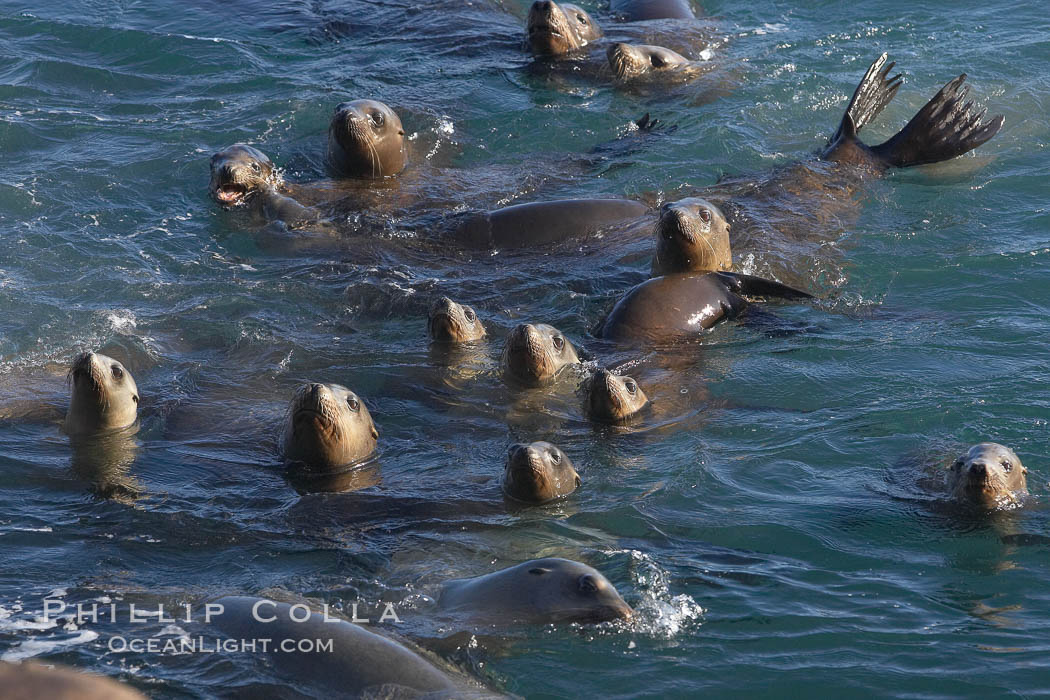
947,443 -> 1028,510
65,351 -> 139,436
702,54 -> 1003,283
210,596 -> 492,698
651,197 -> 731,275
610,0 -> 696,20
585,368 -> 649,422
502,441 -> 580,503
607,42 -> 705,80
526,0 -> 602,57
452,197 -> 649,250
280,383 -> 378,471
428,297 -> 486,343
326,99 -> 407,179
501,323 -> 582,387
438,557 -> 633,624
209,144 -> 320,229
0,661 -> 145,700
598,271 -> 812,343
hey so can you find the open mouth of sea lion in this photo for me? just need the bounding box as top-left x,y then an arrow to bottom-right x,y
215,183 -> 248,206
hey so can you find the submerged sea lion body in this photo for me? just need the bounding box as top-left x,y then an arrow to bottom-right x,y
611,0 -> 696,20
502,441 -> 580,503
947,443 -> 1028,510
210,596 -> 489,698
501,323 -> 582,387
438,557 -> 633,624
598,271 -> 812,343
280,383 -> 378,471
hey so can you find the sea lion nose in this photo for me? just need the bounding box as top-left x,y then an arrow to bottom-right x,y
533,0 -> 553,11
970,462 -> 988,478
308,383 -> 324,399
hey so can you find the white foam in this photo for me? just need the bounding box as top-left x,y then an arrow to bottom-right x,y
0,630 -> 99,662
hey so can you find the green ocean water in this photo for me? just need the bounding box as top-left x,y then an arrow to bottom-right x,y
0,0 -> 1048,697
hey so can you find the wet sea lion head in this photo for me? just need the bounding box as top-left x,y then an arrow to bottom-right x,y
502,441 -> 580,503
506,558 -> 633,623
65,351 -> 139,435
428,297 -> 486,343
607,43 -> 693,79
652,197 -> 732,275
947,442 -> 1028,509
209,144 -> 279,208
282,382 -> 378,470
327,99 -> 406,179
501,323 -> 580,386
526,1 -> 602,57
586,368 -> 649,423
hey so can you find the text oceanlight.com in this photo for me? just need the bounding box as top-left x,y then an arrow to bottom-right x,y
107,636 -> 335,654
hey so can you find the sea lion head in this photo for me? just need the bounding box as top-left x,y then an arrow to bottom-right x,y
652,197 -> 732,275
65,352 -> 139,435
501,323 -> 580,387
282,383 -> 378,471
428,297 -> 486,343
526,1 -> 602,57
947,442 -> 1028,509
209,144 -> 279,208
512,558 -> 632,623
502,441 -> 580,503
607,43 -> 693,79
327,99 -> 406,179
586,368 -> 649,423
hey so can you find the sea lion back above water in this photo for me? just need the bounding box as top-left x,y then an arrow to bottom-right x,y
610,0 -> 696,20
326,99 -> 406,179
527,0 -> 602,57
946,443 -> 1028,510
281,383 -> 378,471
598,271 -> 813,343
65,351 -> 139,435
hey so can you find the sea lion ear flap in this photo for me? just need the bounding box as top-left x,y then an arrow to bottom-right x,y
371,425 -> 379,440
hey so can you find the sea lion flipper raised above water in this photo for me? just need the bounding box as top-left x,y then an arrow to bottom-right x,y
823,55 -> 1004,169
713,271 -> 814,300
829,53 -> 903,145
870,73 -> 1005,168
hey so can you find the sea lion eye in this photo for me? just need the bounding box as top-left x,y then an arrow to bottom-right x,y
371,112 -> 384,127
1001,460 -> 1012,471
111,365 -> 124,380
347,397 -> 360,411
625,379 -> 637,394
465,308 -> 477,323
699,208 -> 712,223
578,574 -> 599,594
552,336 -> 564,351
250,162 -> 261,173
549,450 -> 561,465
650,55 -> 665,68
576,14 -> 588,24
